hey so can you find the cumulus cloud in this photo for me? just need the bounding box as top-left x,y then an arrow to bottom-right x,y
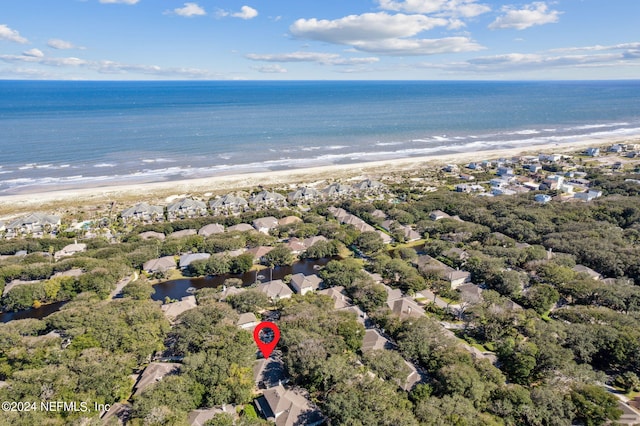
0,24 -> 28,44
170,2 -> 206,17
289,12 -> 483,56
489,2 -> 561,30
246,51 -> 380,65
251,64 -> 288,73
99,0 -> 140,4
233,6 -> 258,20
378,0 -> 491,18
23,48 -> 44,58
47,39 -> 83,50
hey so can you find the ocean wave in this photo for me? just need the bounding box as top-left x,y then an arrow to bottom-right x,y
94,163 -> 117,168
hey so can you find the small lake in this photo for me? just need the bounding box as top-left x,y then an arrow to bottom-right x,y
152,257 -> 333,302
0,257 -> 334,323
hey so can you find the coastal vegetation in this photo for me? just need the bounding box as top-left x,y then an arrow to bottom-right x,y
0,145 -> 639,424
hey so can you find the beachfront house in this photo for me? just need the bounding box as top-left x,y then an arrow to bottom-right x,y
209,194 -> 248,215
5,213 -> 61,237
121,202 -> 164,224
166,199 -> 208,220
287,187 -> 321,204
352,179 -> 386,194
322,183 -> 352,199
585,147 -> 600,157
574,190 -> 603,202
249,190 -> 287,209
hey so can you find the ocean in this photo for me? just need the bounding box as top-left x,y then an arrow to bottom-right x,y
1,80 -> 640,194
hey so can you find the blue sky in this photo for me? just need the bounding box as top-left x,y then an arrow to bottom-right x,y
1,0 -> 638,80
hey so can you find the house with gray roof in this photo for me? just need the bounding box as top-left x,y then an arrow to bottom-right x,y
198,223 -> 225,237
132,362 -> 181,397
290,273 -> 322,295
415,255 -> 471,289
255,384 -> 324,426
253,216 -> 279,234
168,229 -> 197,239
179,253 -> 211,269
573,264 -> 602,280
121,203 -> 164,223
54,241 -> 86,260
362,329 -> 393,352
143,256 -> 176,274
226,223 -> 255,233
237,312 -> 259,330
388,297 -> 425,319
287,187 -> 321,204
249,190 -> 287,208
322,183 -> 352,199
259,280 -> 293,301
187,405 -> 237,426
209,194 -> 248,214
161,295 -> 198,322
138,231 -> 166,241
352,179 -> 386,194
166,198 -> 208,220
317,286 -> 352,310
5,213 -> 61,236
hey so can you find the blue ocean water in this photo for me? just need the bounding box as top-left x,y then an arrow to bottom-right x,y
1,80 -> 640,194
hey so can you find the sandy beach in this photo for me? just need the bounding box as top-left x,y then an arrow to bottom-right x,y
0,136 -> 637,217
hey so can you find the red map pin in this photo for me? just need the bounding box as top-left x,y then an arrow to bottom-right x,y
253,321 -> 280,359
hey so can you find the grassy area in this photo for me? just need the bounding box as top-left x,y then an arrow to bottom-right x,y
388,239 -> 426,250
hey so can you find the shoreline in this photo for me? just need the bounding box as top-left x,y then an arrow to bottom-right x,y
0,136 -> 636,217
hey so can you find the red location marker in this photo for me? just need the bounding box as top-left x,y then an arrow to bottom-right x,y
253,321 -> 280,359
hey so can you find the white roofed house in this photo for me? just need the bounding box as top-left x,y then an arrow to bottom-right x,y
5,213 -> 61,237
121,203 -> 164,224
289,273 -> 322,295
249,190 -> 287,209
167,198 -> 208,220
287,187 -> 321,204
209,194 -> 248,215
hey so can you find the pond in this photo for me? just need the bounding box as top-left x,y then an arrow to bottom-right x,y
151,257 -> 333,302
0,257 -> 335,323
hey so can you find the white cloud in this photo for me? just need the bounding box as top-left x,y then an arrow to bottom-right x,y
0,24 -> 28,44
352,37 -> 484,55
378,0 -> 491,18
232,6 -> 258,20
549,42 -> 640,53
99,0 -> 140,4
291,13 -> 448,44
489,2 -> 561,30
246,51 -> 380,65
23,48 -> 44,58
171,2 -> 206,17
252,64 -> 287,73
47,39 -> 83,50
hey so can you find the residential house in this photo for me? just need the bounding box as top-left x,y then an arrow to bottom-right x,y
534,194 -> 552,204
5,213 -> 61,236
247,246 -> 274,264
54,241 -> 87,260
253,216 -> 279,234
187,405 -> 237,426
259,280 -> 293,301
609,144 -> 625,153
302,235 -> 328,249
443,247 -> 469,263
168,229 -> 197,239
166,199 -> 208,220
381,220 -> 420,242
285,238 -> 307,255
585,147 -> 600,157
401,361 -> 425,392
388,297 -> 426,319
415,255 -> 471,289
467,162 -> 483,171
429,210 -> 450,221
322,183 -> 352,198
121,203 -> 164,223
362,329 -> 393,352
287,187 -> 321,204
443,164 -> 459,173
371,209 -> 388,220
143,256 -> 177,274
525,164 -> 542,173
226,223 -> 255,233
496,166 -> 514,177
278,216 -> 303,226
574,190 -> 602,202
138,231 -> 166,241
209,194 -> 248,215
253,355 -> 287,389
179,253 -> 211,269
457,283 -> 483,305
217,285 -> 246,302
459,174 -> 475,181
352,179 -> 386,194
539,153 -> 562,162
317,286 -> 352,310
249,191 -> 287,208
198,223 -> 225,237
255,384 -> 324,426
237,312 -> 259,330
132,362 -> 181,397
342,304 -> 367,325
289,273 -> 323,295
384,285 -> 403,306
573,264 -> 602,280
161,296 -> 198,322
